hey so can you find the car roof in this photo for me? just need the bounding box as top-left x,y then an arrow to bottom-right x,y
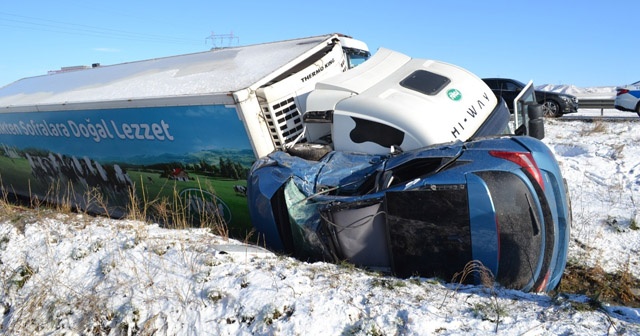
483,78 -> 525,85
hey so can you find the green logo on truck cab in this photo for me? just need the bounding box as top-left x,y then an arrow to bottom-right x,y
447,89 -> 462,101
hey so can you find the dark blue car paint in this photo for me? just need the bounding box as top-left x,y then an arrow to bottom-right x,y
247,135 -> 570,292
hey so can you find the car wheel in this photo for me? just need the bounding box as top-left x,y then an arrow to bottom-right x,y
542,100 -> 561,118
636,103 -> 640,117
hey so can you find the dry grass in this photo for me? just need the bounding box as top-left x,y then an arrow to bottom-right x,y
451,260 -> 495,288
0,178 -> 230,239
558,260 -> 640,308
122,177 -> 231,238
579,120 -> 608,136
437,261 -> 504,331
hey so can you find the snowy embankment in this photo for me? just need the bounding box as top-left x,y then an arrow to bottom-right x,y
1,102 -> 640,335
536,84 -> 616,99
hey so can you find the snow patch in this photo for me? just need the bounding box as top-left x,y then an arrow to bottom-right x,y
553,144 -> 589,157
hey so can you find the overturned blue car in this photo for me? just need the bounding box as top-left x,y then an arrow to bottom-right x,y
247,134 -> 570,293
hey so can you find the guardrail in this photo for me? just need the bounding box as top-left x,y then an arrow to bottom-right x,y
578,98 -> 615,114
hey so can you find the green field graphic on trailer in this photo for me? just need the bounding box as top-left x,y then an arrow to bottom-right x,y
0,104 -> 255,233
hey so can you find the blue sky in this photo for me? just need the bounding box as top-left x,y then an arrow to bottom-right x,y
0,1 -> 636,88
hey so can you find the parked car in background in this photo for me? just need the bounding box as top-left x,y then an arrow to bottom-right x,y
614,80 -> 640,116
483,78 -> 579,117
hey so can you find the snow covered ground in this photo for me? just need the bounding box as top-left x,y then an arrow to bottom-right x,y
1,98 -> 639,334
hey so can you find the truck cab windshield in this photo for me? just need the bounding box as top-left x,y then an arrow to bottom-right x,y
344,48 -> 371,68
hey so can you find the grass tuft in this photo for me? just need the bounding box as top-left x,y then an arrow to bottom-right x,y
558,260 -> 640,307
579,120 -> 607,135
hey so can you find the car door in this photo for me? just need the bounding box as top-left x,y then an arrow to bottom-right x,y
484,79 -> 501,99
498,80 -> 522,112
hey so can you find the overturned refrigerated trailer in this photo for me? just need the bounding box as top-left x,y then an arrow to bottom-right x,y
0,33 -> 370,234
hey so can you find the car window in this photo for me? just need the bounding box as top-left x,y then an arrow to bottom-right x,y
484,79 -> 497,89
503,82 -> 520,92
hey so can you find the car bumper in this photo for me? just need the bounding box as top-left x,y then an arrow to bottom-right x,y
562,100 -> 579,114
614,93 -> 639,112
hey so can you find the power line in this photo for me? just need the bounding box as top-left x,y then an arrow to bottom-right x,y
0,11 -> 203,45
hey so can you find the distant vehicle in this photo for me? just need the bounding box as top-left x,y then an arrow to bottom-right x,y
614,80 -> 640,116
483,78 -> 579,117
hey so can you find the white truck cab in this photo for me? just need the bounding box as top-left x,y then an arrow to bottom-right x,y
301,48 -> 514,155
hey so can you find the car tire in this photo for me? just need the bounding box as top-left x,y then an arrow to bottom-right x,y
542,100 -> 561,118
635,103 -> 640,118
